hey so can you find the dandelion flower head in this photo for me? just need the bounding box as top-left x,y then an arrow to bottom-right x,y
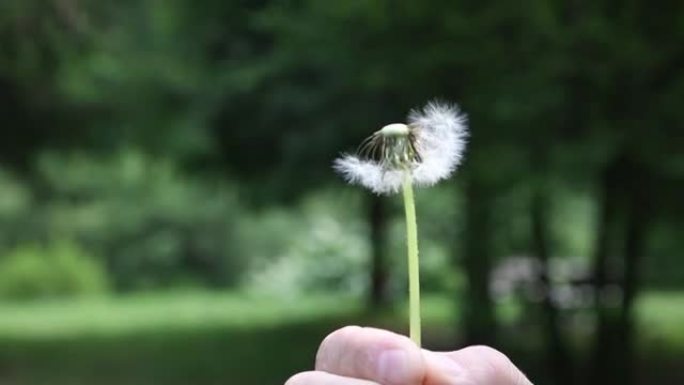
334,101 -> 468,194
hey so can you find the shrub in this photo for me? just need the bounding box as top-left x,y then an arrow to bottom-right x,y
34,150 -> 242,290
0,240 -> 108,301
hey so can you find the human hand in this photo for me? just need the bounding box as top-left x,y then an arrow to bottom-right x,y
286,326 -> 532,385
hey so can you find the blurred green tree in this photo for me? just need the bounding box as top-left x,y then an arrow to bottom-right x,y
1,2 -> 683,385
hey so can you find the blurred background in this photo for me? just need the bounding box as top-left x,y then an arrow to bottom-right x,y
0,1 -> 683,384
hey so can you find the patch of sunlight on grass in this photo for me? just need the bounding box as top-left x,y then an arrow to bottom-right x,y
0,291 -> 360,339
637,291 -> 684,349
0,290 -> 681,345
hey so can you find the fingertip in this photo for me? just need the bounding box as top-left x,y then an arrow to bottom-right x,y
441,345 -> 532,385
284,371 -> 315,385
315,326 -> 426,385
316,326 -> 364,371
285,371 -> 382,385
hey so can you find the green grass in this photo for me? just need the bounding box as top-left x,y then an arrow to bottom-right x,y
0,291 -> 361,385
636,292 -> 684,351
0,291 -> 682,385
0,291 -> 359,340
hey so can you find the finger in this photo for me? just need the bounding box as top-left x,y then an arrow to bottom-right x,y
423,346 -> 533,385
285,371 -> 380,385
315,326 -> 425,385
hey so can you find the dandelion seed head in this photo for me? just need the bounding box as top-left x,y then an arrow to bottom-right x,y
334,100 -> 468,194
379,123 -> 410,137
409,101 -> 468,186
333,155 -> 405,194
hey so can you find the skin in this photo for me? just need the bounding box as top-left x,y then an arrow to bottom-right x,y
285,326 -> 533,385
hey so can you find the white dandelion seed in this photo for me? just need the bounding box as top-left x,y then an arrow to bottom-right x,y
333,101 -> 468,194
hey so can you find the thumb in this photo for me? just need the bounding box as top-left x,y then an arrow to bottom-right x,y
423,346 -> 533,385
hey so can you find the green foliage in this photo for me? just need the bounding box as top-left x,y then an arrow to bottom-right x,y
33,150 -> 242,290
0,170 -> 32,250
242,191 -> 370,297
0,240 -> 108,301
241,188 -> 462,298
0,150 -> 243,291
0,2 -> 682,384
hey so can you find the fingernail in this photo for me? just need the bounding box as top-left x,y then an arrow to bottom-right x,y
377,349 -> 410,383
425,351 -> 464,380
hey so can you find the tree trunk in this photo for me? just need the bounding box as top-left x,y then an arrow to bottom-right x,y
462,173 -> 497,345
589,158 -> 624,385
531,187 -> 574,385
617,164 -> 652,385
590,155 -> 651,385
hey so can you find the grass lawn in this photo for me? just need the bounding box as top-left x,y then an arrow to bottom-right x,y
0,291 -> 360,339
637,292 -> 684,349
0,291 -> 682,385
0,292 -> 363,385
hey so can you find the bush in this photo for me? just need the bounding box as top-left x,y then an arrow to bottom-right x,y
0,240 -> 108,301
0,169 -> 32,251
242,191 -> 370,297
34,150 -> 242,290
242,187 -> 466,299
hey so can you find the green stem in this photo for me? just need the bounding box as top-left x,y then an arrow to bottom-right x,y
402,173 -> 421,346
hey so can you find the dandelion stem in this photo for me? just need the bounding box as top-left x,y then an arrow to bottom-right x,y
402,172 -> 421,347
